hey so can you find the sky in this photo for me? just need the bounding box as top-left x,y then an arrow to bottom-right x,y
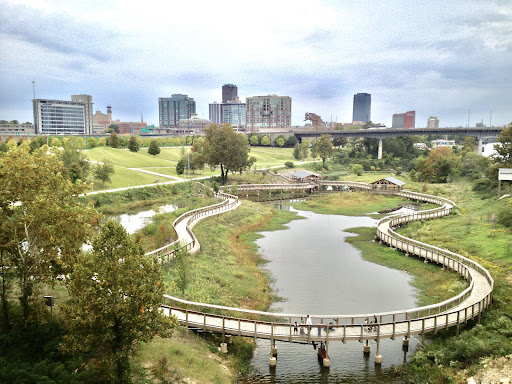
1,0 -> 511,128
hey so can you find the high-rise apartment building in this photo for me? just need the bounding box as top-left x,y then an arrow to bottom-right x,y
222,102 -> 246,128
352,93 -> 371,123
158,94 -> 196,128
427,116 -> 439,129
209,102 -> 223,125
245,95 -> 291,131
222,84 -> 238,103
392,111 -> 416,128
32,95 -> 94,135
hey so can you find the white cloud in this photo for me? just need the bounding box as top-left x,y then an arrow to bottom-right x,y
1,0 -> 511,126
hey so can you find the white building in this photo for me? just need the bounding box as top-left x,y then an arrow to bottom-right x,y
32,95 -> 94,135
431,139 -> 455,148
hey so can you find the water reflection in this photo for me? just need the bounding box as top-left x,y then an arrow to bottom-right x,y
109,204 -> 177,234
245,207 -> 418,383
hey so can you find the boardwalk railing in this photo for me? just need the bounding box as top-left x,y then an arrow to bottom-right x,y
145,186 -> 239,262
159,182 -> 494,344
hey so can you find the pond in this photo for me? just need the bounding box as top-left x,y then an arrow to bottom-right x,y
244,205 -> 419,383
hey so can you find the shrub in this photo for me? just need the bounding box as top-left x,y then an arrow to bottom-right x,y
284,161 -> 294,168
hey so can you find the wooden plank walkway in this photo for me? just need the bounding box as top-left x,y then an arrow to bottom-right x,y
155,182 -> 493,346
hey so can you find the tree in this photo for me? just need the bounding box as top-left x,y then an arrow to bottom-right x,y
51,137 -> 61,148
260,135 -> 271,146
316,135 -> 334,167
148,139 -> 161,156
75,137 -> 85,149
293,144 -> 303,161
203,124 -> 253,182
301,140 -> 310,159
105,123 -> 119,134
109,132 -> 119,148
492,122 -> 512,166
275,137 -> 285,147
98,137 -> 107,146
61,220 -> 176,383
285,135 -> 298,147
60,147 -> 90,183
332,136 -> 347,148
352,164 -> 364,176
94,160 -> 115,187
128,136 -> 140,153
310,138 -> 318,159
0,146 -> 97,324
87,137 -> 97,148
176,159 -> 185,175
420,147 -> 461,183
249,135 -> 260,146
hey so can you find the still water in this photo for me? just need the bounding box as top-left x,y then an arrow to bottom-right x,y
109,204 -> 177,234
244,206 -> 418,383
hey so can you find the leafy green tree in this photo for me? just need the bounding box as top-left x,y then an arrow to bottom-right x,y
0,141 -> 7,153
352,164 -> 364,176
249,135 -> 260,146
316,135 -> 334,167
105,123 -> 119,134
492,122 -> 512,166
420,147 -> 461,183
293,144 -> 303,160
310,138 -> 318,159
301,140 -> 309,159
176,159 -> 185,175
109,132 -> 119,148
173,247 -> 189,295
285,135 -> 298,147
61,220 -> 177,383
0,146 -> 97,324
94,160 -> 115,187
275,137 -> 285,147
98,137 -> 107,146
62,137 -> 72,149
333,136 -> 347,148
119,136 -> 128,147
51,137 -> 61,148
75,137 -> 85,149
148,139 -> 161,156
128,136 -> 140,153
60,147 -> 90,183
203,124 -> 253,182
260,135 -> 271,146
87,137 -> 97,148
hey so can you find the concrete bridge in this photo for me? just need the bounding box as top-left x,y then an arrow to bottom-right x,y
152,182 -> 494,368
291,127 -> 503,159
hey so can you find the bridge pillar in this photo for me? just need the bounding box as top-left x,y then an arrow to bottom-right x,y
378,139 -> 383,160
323,357 -> 330,367
375,336 -> 382,365
402,336 -> 409,350
363,339 -> 370,355
269,357 -> 277,367
475,137 -> 483,155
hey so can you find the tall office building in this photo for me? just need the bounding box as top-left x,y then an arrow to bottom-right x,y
158,94 -> 196,128
245,95 -> 291,131
352,93 -> 371,123
209,102 -> 223,125
427,116 -> 440,128
392,111 -> 416,128
32,95 -> 94,135
222,84 -> 238,103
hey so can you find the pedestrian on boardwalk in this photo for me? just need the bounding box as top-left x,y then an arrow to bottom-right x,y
306,315 -> 312,333
294,321 -> 298,335
300,317 -> 305,335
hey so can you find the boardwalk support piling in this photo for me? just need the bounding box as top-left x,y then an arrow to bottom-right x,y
363,339 -> 370,355
220,343 -> 228,353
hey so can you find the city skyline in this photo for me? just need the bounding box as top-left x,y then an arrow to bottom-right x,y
1,1 -> 511,128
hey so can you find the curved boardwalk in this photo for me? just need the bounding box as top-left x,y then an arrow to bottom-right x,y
153,181 -> 494,364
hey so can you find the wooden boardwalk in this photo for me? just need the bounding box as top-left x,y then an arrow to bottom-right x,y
153,181 -> 494,362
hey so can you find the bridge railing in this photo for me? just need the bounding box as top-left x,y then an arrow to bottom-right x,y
161,185 -> 493,338
145,187 -> 239,262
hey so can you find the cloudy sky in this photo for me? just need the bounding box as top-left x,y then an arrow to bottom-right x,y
1,0 -> 511,127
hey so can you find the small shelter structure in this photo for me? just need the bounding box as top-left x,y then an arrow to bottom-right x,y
498,168 -> 512,197
291,170 -> 321,183
371,176 -> 405,191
